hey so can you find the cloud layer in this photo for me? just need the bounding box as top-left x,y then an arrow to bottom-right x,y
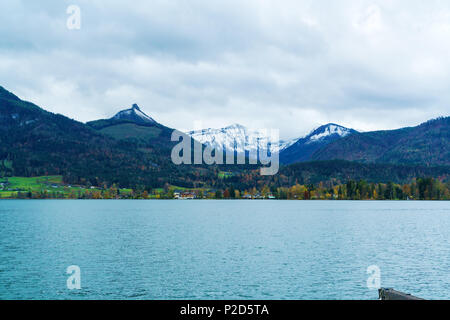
1,0 -> 450,138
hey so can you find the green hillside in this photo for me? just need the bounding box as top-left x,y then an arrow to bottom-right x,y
312,117 -> 450,166
0,86 -> 213,189
98,123 -> 162,141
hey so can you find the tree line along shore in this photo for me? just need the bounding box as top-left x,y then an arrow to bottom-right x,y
1,176 -> 448,200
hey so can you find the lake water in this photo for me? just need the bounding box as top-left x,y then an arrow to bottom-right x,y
0,200 -> 449,300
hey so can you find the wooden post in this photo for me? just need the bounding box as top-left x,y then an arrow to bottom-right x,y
378,288 -> 425,300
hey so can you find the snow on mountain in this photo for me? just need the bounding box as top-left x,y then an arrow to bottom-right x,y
280,123 -> 357,164
278,137 -> 298,151
306,124 -> 352,144
187,123 -> 298,156
112,104 -> 157,125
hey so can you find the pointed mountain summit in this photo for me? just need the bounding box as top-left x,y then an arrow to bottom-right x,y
87,103 -> 160,130
86,103 -> 175,145
304,123 -> 355,144
111,103 -> 157,125
312,117 -> 450,166
280,123 -> 358,164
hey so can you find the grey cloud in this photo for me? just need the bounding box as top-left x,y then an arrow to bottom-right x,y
0,0 -> 449,139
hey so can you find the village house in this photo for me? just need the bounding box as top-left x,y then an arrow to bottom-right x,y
174,190 -> 196,199
173,190 -> 182,199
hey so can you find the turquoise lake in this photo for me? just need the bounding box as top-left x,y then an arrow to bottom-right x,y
0,200 -> 449,300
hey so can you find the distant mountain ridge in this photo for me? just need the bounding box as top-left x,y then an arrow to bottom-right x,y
311,117 -> 450,166
280,124 -> 357,164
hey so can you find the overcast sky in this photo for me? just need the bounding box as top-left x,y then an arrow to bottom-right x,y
1,0 -> 450,138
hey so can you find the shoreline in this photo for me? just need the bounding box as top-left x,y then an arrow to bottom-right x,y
0,198 -> 448,201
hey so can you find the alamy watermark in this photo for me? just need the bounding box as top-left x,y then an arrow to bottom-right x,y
66,265 -> 81,290
66,5 -> 81,30
170,127 -> 280,176
366,265 -> 381,290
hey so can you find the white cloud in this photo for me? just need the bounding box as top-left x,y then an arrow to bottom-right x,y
354,5 -> 383,34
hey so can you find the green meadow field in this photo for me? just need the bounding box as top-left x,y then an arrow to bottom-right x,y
0,176 -> 133,199
0,175 -> 209,199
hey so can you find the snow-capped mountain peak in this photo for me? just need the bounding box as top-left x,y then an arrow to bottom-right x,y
187,124 -> 298,155
187,122 -> 356,163
225,123 -> 246,130
306,123 -> 353,144
112,104 -> 157,125
279,123 -> 357,164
